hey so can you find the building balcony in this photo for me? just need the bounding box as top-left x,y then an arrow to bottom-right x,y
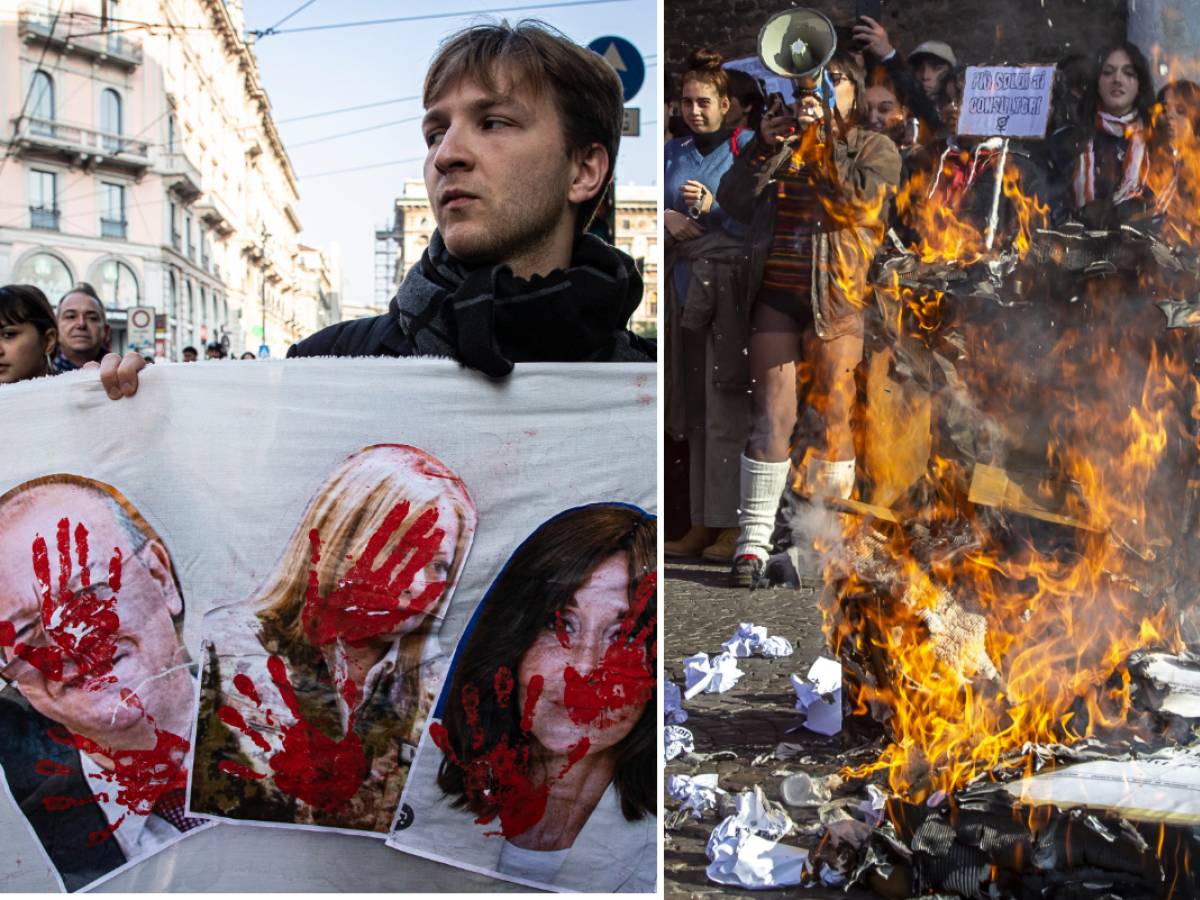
159,151 -> 203,202
11,116 -> 150,174
195,192 -> 236,237
100,218 -> 127,239
29,206 -> 59,231
19,6 -> 142,70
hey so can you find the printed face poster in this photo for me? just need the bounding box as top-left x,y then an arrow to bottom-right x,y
0,358 -> 655,893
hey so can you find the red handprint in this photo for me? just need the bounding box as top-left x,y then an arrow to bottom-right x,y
429,670 -> 589,839
44,689 -> 190,847
302,500 -> 448,647
562,571 -> 657,729
0,518 -> 121,690
216,655 -> 367,813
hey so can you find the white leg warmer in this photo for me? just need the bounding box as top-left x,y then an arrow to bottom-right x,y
736,455 -> 792,560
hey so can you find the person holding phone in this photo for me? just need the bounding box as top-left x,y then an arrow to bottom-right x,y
716,49 -> 901,586
851,7 -> 951,139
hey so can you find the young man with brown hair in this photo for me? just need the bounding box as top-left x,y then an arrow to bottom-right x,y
97,20 -> 653,395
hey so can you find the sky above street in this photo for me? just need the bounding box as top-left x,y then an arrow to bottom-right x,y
242,1 -> 659,309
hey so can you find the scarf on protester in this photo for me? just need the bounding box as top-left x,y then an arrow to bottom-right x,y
390,231 -> 644,377
1072,110 -> 1148,207
693,126 -> 735,157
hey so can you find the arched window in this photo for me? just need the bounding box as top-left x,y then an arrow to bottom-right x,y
95,259 -> 139,309
200,285 -> 208,330
12,251 -> 71,298
167,113 -> 176,153
30,71 -> 54,136
101,89 -> 123,152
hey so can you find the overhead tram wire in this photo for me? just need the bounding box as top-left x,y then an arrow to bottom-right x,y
259,0 -> 320,37
277,96 -> 422,125
299,156 -> 426,180
61,0 -> 638,41
288,116 -> 425,150
248,0 -> 633,37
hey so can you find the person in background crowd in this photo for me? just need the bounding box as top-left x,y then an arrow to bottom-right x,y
240,350 -> 257,360
54,283 -> 109,373
182,346 -> 199,362
724,67 -> 765,134
852,15 -> 948,137
1149,79 -> 1200,247
95,20 -> 652,400
664,48 -> 755,565
205,343 -> 227,360
717,49 -> 901,586
1042,53 -> 1097,219
0,285 -> 57,384
866,71 -> 914,151
1070,41 -> 1156,227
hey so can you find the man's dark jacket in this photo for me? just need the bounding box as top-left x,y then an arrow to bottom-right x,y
289,232 -> 655,376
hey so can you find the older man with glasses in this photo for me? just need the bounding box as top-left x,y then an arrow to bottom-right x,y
0,475 -> 201,891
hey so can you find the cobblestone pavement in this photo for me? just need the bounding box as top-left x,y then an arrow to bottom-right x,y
664,558 -> 878,900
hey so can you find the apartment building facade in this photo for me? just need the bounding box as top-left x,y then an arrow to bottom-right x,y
0,0 -> 334,359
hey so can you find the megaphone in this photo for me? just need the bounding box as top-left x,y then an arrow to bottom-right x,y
757,8 -> 837,90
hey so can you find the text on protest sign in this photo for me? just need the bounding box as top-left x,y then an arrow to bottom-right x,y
957,65 -> 1056,139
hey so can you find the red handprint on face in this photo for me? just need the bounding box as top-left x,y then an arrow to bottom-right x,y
301,501 -> 448,647
216,655 -> 367,812
429,670 -> 589,839
44,689 -> 190,846
0,518 -> 121,690
562,571 -> 657,729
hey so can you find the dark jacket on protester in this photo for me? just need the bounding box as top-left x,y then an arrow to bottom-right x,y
717,128 -> 901,340
289,231 -> 655,375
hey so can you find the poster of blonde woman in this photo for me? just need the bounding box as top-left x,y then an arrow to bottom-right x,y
187,445 -> 477,833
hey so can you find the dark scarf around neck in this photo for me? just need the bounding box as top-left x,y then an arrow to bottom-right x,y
390,231 -> 644,377
693,126 -> 735,156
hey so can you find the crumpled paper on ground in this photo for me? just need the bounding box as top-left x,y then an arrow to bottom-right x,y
667,773 -> 726,819
665,725 -> 694,761
721,622 -> 795,658
684,651 -> 745,698
791,656 -> 843,735
705,787 -> 808,888
664,680 -> 688,724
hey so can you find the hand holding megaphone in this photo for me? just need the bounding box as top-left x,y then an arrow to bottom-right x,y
759,92 -> 824,145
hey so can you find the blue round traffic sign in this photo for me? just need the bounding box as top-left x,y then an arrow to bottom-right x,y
588,36 -> 644,102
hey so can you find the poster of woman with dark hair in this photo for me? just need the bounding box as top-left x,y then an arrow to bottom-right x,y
387,502 -> 657,892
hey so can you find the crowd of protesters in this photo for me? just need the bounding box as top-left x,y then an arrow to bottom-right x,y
0,281 -> 256,386
665,13 -> 1200,586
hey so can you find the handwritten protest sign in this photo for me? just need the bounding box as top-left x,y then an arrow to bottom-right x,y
957,64 -> 1056,138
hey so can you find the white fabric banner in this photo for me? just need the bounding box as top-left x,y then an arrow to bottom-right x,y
0,358 -> 655,892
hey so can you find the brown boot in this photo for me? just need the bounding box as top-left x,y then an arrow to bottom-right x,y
664,525 -> 718,558
700,528 -> 739,563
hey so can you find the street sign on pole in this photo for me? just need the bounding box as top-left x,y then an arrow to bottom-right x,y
623,107 -> 641,137
127,306 -> 155,354
258,344 -> 270,359
588,36 -> 644,102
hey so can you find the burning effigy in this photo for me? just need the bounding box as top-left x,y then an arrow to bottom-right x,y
665,5 -> 1200,897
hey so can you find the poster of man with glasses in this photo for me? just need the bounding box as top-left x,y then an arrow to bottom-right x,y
0,475 -> 207,893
